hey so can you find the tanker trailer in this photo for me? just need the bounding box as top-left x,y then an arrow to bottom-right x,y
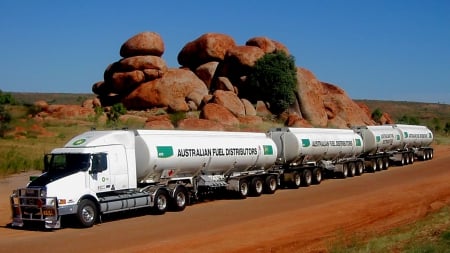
392,124 -> 434,161
352,125 -> 403,171
10,129 -> 277,229
134,129 -> 278,199
267,127 -> 364,188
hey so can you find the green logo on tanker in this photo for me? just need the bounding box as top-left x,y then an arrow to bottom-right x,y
355,139 -> 362,146
301,139 -> 310,147
157,146 -> 174,158
397,135 -> 400,140
376,136 -> 381,142
404,132 -> 409,138
72,139 -> 86,145
263,145 -> 273,155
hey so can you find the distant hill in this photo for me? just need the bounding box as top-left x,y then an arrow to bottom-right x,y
356,99 -> 450,126
11,92 -> 95,105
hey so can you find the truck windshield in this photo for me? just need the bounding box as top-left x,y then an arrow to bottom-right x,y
46,153 -> 91,174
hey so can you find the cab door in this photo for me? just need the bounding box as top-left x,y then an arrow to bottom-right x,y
88,151 -> 111,193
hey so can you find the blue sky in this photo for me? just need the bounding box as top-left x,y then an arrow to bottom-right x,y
1,0 -> 449,104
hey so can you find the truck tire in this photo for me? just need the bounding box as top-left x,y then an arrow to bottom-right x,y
289,172 -> 301,189
399,154 -> 406,166
264,175 -> 277,194
312,168 -> 322,185
348,162 -> 356,177
408,153 -> 414,164
250,177 -> 264,197
355,161 -> 364,176
430,150 -> 433,159
376,158 -> 383,171
383,157 -> 389,170
339,164 -> 348,178
302,169 -> 312,186
171,186 -> 188,212
153,189 -> 169,214
238,179 -> 249,199
367,160 -> 376,173
77,199 -> 97,228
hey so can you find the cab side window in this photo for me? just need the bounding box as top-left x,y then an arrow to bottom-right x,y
92,153 -> 107,173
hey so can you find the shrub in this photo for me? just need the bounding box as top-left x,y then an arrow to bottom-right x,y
246,51 -> 298,114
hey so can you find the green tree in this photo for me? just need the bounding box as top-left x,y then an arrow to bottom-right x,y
398,115 -> 420,125
371,108 -> 383,123
107,103 -> 127,126
0,90 -> 16,105
246,51 -> 298,114
0,105 -> 12,137
432,117 -> 441,132
444,122 -> 450,136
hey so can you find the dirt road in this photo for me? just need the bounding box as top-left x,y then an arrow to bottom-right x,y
1,145 -> 449,253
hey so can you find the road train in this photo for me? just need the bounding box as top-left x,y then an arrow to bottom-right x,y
10,124 -> 434,229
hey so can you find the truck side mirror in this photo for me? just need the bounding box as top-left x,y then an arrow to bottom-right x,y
43,154 -> 51,173
91,153 -> 107,174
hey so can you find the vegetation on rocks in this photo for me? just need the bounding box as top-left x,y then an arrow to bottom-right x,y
246,51 -> 298,114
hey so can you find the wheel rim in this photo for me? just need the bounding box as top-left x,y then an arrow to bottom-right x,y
357,163 -> 364,174
157,194 -> 167,210
240,182 -> 248,196
315,170 -> 322,182
305,171 -> 312,184
269,178 -> 277,191
81,206 -> 95,224
176,192 -> 186,208
349,164 -> 355,176
294,174 -> 301,186
255,179 -> 263,194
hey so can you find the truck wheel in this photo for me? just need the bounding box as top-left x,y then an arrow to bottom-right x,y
250,177 -> 264,197
355,161 -> 364,176
153,189 -> 169,214
171,187 -> 188,212
77,199 -> 97,228
340,164 -> 348,178
238,179 -> 249,199
408,153 -> 414,164
383,157 -> 389,170
312,168 -> 322,184
348,162 -> 356,177
376,158 -> 383,171
264,175 -> 277,194
289,172 -> 301,189
430,150 -> 433,159
405,153 -> 411,164
302,169 -> 312,186
400,154 -> 406,166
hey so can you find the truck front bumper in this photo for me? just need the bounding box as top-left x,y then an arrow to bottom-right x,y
10,192 -> 78,229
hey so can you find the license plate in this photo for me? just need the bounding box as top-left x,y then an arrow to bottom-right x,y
42,209 -> 55,216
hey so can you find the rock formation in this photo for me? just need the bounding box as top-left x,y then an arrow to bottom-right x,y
91,31 -> 380,129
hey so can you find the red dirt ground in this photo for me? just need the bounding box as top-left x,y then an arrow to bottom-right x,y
0,145 -> 449,253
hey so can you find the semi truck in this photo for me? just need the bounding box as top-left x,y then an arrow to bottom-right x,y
10,130 -> 278,229
9,124 -> 434,229
353,124 -> 434,171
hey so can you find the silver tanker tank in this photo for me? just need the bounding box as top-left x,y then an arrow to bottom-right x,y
134,130 -> 277,182
267,127 -> 363,165
393,124 -> 433,148
352,125 -> 403,155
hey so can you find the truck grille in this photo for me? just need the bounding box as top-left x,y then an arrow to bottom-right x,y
10,188 -> 58,222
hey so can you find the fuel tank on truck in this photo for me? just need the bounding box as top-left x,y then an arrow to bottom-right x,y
352,125 -> 403,155
134,130 -> 277,182
267,127 -> 363,165
393,124 -> 433,148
